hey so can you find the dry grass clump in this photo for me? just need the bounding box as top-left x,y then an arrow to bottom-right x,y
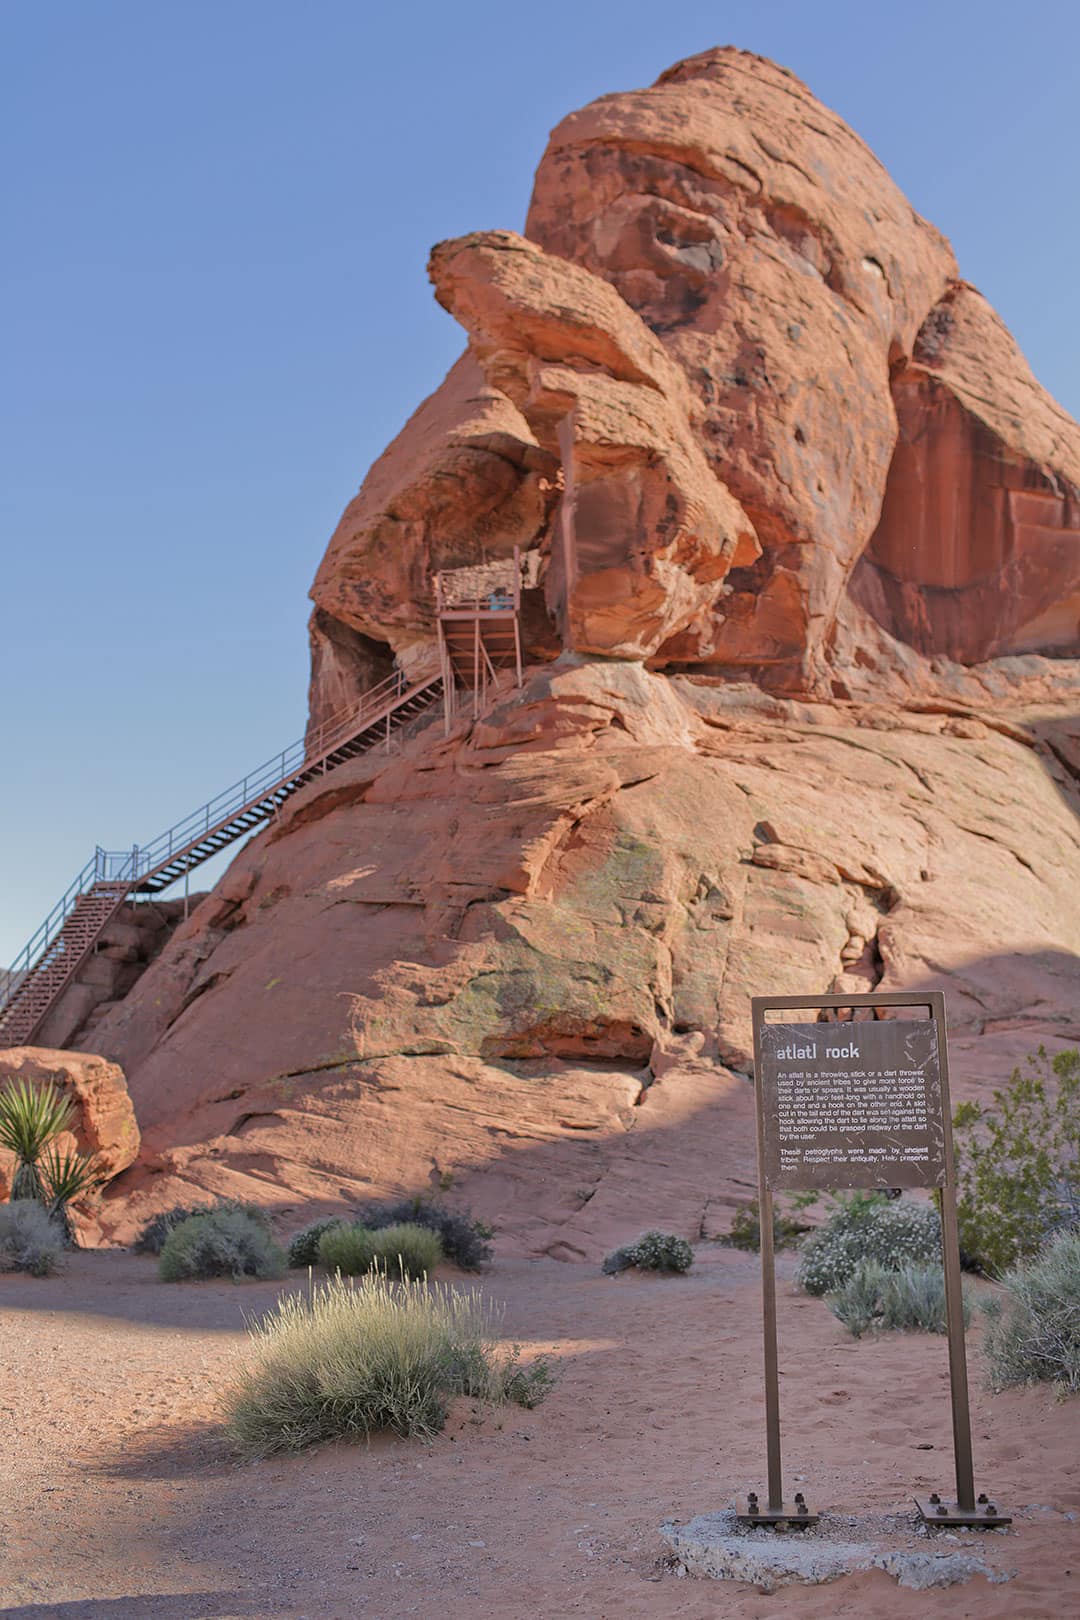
981,1230 -> 1080,1393
224,1272 -> 552,1456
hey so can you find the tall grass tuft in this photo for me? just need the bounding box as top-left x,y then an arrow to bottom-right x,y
981,1230 -> 1080,1393
224,1271 -> 552,1456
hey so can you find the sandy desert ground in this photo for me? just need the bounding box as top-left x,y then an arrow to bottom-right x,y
1,1244 -> 1077,1620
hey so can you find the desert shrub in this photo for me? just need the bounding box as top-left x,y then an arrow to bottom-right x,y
498,1343 -> 558,1409
725,1196 -> 811,1253
159,1207 -> 286,1282
828,1259 -> 967,1338
954,1046 -> 1080,1276
318,1224 -> 377,1276
796,1196 -> 940,1296
980,1230 -> 1080,1393
602,1231 -> 694,1276
224,1271 -> 553,1456
352,1197 -> 493,1271
135,1199 -> 273,1256
287,1217 -> 345,1268
369,1223 -> 443,1279
0,1200 -> 65,1276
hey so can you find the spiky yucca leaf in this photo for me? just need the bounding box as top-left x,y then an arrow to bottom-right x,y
39,1144 -> 104,1210
0,1080 -> 75,1164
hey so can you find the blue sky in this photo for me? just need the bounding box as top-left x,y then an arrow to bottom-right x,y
3,0 -> 1078,960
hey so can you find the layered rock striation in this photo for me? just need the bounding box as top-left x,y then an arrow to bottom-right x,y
63,48 -> 1080,1252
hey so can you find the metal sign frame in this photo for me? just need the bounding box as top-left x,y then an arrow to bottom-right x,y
742,990 -> 1009,1530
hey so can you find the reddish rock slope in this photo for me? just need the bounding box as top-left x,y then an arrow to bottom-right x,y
70,48 -> 1080,1253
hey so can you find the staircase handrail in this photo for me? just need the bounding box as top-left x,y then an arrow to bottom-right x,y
1,669 -> 442,1010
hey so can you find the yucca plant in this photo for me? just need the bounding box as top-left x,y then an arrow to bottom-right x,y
0,1080 -> 76,1202
38,1143 -> 104,1242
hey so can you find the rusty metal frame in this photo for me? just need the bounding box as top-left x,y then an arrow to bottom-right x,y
434,546 -> 524,731
741,990 -> 1009,1531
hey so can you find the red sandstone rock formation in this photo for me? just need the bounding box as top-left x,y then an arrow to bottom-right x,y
0,1047 -> 140,1204
309,48 -> 1077,703
61,49 -> 1080,1255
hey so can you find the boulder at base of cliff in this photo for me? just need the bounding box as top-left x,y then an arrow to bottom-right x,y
0,1048 -> 140,1210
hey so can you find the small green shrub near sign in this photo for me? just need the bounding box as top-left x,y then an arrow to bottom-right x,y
953,1046 -> 1080,1276
827,1259 -> 968,1338
603,1231 -> 694,1275
796,1195 -> 940,1296
725,1195 -> 813,1253
980,1230 -> 1080,1394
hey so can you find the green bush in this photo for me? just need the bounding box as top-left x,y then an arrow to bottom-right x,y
224,1271 -> 553,1456
287,1217 -> 344,1268
796,1196 -> 940,1296
725,1197 -> 811,1253
135,1199 -> 273,1256
318,1224 -> 377,1276
980,1230 -> 1080,1393
369,1223 -> 443,1279
954,1047 -> 1080,1275
352,1197 -> 493,1270
602,1230 -> 694,1275
827,1259 -> 967,1338
0,1200 -> 64,1276
158,1207 -> 286,1282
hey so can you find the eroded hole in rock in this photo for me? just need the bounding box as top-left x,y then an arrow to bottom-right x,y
307,611 -> 397,740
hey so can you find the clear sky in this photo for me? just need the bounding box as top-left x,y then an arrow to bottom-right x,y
3,0 -> 1078,961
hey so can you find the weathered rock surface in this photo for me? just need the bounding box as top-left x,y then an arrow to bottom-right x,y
853,281 -> 1080,661
0,1047 -> 140,1202
34,48 -> 1080,1254
429,231 -> 759,659
84,662 -> 1080,1251
308,47 -> 1076,711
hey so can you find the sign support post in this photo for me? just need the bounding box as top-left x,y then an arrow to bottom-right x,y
741,990 -> 1009,1531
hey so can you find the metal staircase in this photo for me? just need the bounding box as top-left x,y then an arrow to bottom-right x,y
0,669 -> 444,1048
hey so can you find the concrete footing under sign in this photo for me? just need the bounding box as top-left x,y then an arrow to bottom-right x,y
661,1510 -> 1012,1592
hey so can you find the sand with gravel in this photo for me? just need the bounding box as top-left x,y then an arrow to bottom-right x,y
1,1245 -> 1076,1619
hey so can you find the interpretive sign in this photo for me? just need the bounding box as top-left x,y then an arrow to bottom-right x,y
758,1016 -> 946,1190
735,990 -> 1010,1533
